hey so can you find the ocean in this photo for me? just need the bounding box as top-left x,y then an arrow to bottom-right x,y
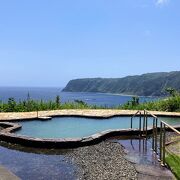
0,87 -> 157,107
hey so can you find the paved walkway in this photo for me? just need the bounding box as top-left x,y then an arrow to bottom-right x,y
0,109 -> 180,121
136,164 -> 175,180
0,165 -> 20,180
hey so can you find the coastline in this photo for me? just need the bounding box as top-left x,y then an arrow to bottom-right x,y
61,90 -> 161,98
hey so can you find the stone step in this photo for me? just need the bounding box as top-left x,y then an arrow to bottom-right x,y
38,116 -> 52,120
0,165 -> 20,180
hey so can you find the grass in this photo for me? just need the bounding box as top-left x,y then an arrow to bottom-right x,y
165,153 -> 180,180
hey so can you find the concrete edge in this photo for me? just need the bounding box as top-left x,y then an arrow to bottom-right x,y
0,165 -> 20,180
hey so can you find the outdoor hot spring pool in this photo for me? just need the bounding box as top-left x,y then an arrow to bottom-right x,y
14,116 -> 180,138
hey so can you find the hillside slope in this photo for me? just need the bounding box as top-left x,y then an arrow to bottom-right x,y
62,71 -> 180,96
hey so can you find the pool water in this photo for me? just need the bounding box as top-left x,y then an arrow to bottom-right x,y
110,137 -> 161,166
14,116 -> 180,139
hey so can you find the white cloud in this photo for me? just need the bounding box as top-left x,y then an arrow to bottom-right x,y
156,0 -> 169,6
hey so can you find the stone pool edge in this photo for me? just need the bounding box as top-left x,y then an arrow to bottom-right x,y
0,120 -> 180,149
0,121 -> 144,148
0,110 -> 180,148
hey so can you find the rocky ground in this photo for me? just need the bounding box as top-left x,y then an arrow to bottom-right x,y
69,141 -> 137,180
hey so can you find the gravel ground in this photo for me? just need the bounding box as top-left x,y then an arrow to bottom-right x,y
69,141 -> 137,180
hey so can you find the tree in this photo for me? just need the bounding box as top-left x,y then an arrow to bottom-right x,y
26,92 -> 31,111
7,97 -> 16,112
27,92 -> 31,101
131,96 -> 139,106
0,100 -> 3,112
165,87 -> 178,97
55,95 -> 60,107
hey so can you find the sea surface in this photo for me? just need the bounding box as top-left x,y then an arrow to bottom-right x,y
0,87 -> 158,107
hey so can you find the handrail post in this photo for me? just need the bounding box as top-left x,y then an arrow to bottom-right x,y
130,110 -> 141,129
155,118 -> 158,154
143,110 -> 145,134
159,122 -> 163,161
145,111 -> 148,138
139,112 -> 142,136
162,124 -> 166,165
152,117 -> 155,150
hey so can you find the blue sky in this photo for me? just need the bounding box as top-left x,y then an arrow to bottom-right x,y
0,0 -> 180,87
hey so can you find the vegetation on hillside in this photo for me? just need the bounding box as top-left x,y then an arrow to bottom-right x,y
62,71 -> 180,96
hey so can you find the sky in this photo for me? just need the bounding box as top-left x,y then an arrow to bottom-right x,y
0,0 -> 180,87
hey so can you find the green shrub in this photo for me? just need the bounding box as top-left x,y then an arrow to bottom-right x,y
121,95 -> 180,112
0,94 -> 180,112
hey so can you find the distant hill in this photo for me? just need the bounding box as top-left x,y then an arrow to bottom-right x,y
62,71 -> 180,96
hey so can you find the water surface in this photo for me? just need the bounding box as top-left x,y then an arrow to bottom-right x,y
0,87 -> 158,107
15,116 -> 180,138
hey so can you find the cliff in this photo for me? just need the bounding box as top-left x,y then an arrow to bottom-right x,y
62,71 -> 180,96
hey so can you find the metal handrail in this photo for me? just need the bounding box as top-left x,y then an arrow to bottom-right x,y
130,109 -> 180,166
131,110 -> 154,138
144,110 -> 158,119
130,110 -> 141,129
131,110 -> 140,118
159,120 -> 180,166
161,121 -> 180,135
